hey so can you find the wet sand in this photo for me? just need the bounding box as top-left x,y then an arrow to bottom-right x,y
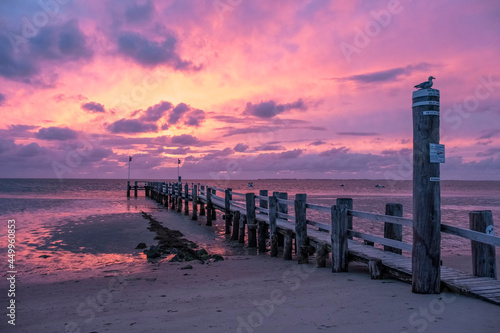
2,206 -> 499,333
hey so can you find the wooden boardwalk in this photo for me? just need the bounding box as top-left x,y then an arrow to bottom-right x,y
143,182 -> 500,306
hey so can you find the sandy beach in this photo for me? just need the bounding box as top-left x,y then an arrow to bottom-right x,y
2,207 -> 499,333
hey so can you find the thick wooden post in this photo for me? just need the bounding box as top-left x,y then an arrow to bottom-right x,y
295,194 -> 308,264
199,186 -> 206,216
177,183 -> 182,213
134,181 -> 138,197
126,181 -> 130,197
239,214 -> 246,243
246,193 -> 257,248
225,189 -> 233,234
469,211 -> 496,278
269,195 -> 278,257
277,192 -> 288,247
211,188 -> 217,221
184,183 -> 189,215
192,185 -> 198,220
337,198 -> 353,239
332,201 -> 348,272
412,87 -> 441,294
171,183 -> 176,210
258,190 -> 268,254
384,203 -> 403,254
206,187 -> 212,226
316,243 -> 328,268
231,210 -> 240,241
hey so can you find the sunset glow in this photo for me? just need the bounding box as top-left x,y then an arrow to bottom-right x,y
1,0 -> 499,179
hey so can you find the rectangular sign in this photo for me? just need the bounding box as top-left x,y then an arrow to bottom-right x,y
423,111 -> 440,116
429,143 -> 445,163
430,177 -> 440,182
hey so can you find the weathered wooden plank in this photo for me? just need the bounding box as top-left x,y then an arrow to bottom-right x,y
269,196 -> 278,257
348,210 -> 413,227
306,203 -> 331,213
258,190 -> 269,254
347,230 -> 413,252
231,210 -> 240,241
441,223 -> 500,247
295,194 -> 308,264
469,211 -> 497,279
332,203 -> 348,273
384,203 -> 403,254
306,219 -> 331,232
283,230 -> 293,260
246,193 -> 257,248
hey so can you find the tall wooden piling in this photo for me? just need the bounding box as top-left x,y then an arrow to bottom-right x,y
269,195 -> 278,257
332,200 -> 348,272
469,211 -> 496,278
277,192 -> 288,247
384,203 -> 403,254
239,214 -> 246,243
246,193 -> 257,248
127,181 -> 130,197
134,181 -> 138,197
184,183 -> 189,216
192,185 -> 198,220
225,189 -> 233,234
211,188 -> 217,221
177,183 -> 182,213
231,210 -> 240,241
295,194 -> 308,264
337,198 -> 353,239
258,190 -> 268,253
412,87 -> 441,294
199,186 -> 206,216
206,187 -> 212,226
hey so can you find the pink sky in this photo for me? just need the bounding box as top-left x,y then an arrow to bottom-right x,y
0,0 -> 499,180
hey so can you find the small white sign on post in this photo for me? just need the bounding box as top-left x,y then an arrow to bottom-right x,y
429,143 -> 445,163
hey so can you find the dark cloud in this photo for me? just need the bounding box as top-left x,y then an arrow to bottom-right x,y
337,132 -> 379,136
381,148 -> 412,156
244,98 -> 307,118
17,142 -> 44,157
117,31 -> 198,70
140,101 -> 173,122
30,20 -> 93,62
202,148 -> 233,160
210,115 -> 248,124
170,134 -> 200,147
477,129 -> 500,140
319,147 -> 350,156
234,143 -> 249,152
169,103 -> 189,124
0,35 -> 38,79
476,148 -> 500,157
278,149 -> 303,159
125,0 -> 154,23
0,93 -> 5,106
35,127 -> 78,141
332,62 -> 437,84
107,119 -> 158,133
160,147 -> 191,155
221,126 -> 265,137
308,140 -> 326,146
82,101 -> 105,113
184,109 -> 205,127
255,144 -> 285,151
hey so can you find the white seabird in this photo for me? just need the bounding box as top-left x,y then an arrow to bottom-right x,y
414,76 -> 435,90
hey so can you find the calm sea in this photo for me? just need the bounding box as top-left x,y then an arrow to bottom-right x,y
0,178 -> 499,281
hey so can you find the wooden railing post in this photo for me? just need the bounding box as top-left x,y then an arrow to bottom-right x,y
239,214 -> 246,244
211,188 -> 217,221
470,211 -> 496,278
134,181 -> 138,197
295,194 -> 308,264
258,190 -> 268,254
246,193 -> 257,248
231,210 -> 240,241
337,198 -> 353,239
192,185 -> 198,220
225,188 -> 233,234
127,181 -> 130,197
206,187 -> 212,226
199,185 -> 206,216
171,183 -> 176,210
277,192 -> 288,247
332,200 -> 348,272
184,183 -> 189,215
384,203 -> 403,254
412,87 -> 441,294
177,182 -> 182,213
269,195 -> 278,257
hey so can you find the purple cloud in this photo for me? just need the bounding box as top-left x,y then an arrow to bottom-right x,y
82,101 -> 105,113
234,143 -> 249,152
184,109 -> 205,127
107,119 -> 158,133
245,99 -> 307,118
36,127 -> 78,141
0,93 -> 5,106
332,63 -> 437,83
117,31 -> 197,70
141,101 -> 173,122
337,132 -> 379,136
255,144 -> 285,151
170,134 -> 200,146
309,140 -> 326,146
169,103 -> 189,124
125,0 -> 154,23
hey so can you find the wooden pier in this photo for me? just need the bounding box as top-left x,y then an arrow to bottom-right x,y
137,181 -> 500,305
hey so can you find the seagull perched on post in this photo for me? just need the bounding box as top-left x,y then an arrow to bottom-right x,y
414,76 -> 436,90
